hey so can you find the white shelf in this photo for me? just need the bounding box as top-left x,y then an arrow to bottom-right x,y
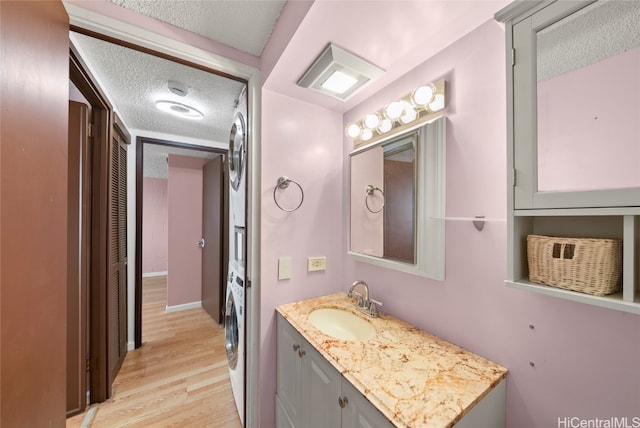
514,207 -> 640,217
506,280 -> 640,315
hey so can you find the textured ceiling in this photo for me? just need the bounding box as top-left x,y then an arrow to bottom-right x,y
537,0 -> 640,81
70,0 -> 283,173
71,32 -> 245,143
107,0 -> 286,56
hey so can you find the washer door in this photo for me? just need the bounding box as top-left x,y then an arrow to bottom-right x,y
228,112 -> 246,192
224,291 -> 239,369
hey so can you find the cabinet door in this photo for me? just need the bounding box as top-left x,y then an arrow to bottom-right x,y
277,315 -> 303,426
301,344 -> 341,428
512,0 -> 640,209
341,378 -> 394,428
276,394 -> 296,428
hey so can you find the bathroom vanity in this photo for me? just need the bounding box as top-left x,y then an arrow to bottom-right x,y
276,293 -> 508,428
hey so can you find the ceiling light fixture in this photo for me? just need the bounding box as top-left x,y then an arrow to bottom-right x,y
345,79 -> 447,145
155,100 -> 204,120
297,43 -> 385,101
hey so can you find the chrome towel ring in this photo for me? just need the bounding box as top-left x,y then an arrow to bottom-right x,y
365,184 -> 384,213
274,176 -> 304,212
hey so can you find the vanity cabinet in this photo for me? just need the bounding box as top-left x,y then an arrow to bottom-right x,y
496,0 -> 640,315
276,314 -> 394,428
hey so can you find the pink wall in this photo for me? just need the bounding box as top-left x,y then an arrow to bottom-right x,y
342,21 -> 640,428
537,46 -> 640,192
260,90 -> 344,426
167,155 -> 208,308
142,177 -> 168,274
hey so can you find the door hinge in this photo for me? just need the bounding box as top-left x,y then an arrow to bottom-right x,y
511,48 -> 516,66
86,358 -> 91,372
512,169 -> 517,187
87,123 -> 93,138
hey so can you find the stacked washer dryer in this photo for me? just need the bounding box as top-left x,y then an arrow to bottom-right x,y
225,85 -> 247,425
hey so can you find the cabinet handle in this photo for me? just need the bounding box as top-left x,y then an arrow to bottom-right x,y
338,396 -> 349,408
298,350 -> 306,358
293,344 -> 300,352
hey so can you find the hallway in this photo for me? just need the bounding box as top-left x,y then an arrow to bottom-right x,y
67,276 -> 242,427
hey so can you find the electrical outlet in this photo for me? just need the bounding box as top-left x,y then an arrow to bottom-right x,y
308,256 -> 326,272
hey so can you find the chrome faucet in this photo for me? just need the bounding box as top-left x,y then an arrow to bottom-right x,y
347,280 -> 382,317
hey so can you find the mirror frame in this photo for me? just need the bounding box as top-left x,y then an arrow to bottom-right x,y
348,115 -> 446,280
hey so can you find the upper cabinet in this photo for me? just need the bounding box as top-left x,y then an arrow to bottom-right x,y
497,0 -> 640,314
507,0 -> 640,210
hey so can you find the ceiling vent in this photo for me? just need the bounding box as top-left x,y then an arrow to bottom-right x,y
297,43 -> 384,101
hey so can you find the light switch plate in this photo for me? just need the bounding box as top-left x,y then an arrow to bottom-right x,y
278,256 -> 292,280
308,256 -> 326,272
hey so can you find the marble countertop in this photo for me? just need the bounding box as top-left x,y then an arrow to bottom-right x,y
276,293 -> 508,428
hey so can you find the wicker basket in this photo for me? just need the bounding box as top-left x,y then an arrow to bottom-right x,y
527,234 -> 622,296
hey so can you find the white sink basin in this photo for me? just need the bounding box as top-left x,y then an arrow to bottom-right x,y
308,308 -> 377,341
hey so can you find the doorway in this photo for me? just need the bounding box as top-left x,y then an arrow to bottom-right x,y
67,16 -> 259,423
135,138 -> 229,345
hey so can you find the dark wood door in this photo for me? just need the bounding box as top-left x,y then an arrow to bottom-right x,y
0,1 -> 69,425
107,119 -> 129,384
202,156 -> 223,323
384,159 -> 415,263
67,101 -> 91,416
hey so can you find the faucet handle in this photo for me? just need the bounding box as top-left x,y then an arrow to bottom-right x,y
368,299 -> 383,317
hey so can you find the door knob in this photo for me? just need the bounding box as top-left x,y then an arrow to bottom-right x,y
197,238 -> 205,248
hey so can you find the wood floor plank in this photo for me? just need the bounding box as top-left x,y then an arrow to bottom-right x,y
66,276 -> 242,427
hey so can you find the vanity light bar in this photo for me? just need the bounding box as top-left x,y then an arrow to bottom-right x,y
345,79 -> 446,144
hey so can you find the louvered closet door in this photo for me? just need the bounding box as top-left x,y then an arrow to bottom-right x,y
108,131 -> 128,384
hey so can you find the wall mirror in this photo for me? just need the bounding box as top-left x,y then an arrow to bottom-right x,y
513,0 -> 640,209
349,116 -> 446,279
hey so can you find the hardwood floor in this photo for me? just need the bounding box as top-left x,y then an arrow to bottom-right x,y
67,276 -> 242,427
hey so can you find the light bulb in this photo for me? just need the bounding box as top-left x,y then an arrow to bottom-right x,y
412,84 -> 435,106
363,113 -> 380,130
377,118 -> 392,134
346,123 -> 361,138
383,101 -> 404,121
428,93 -> 445,112
399,105 -> 417,124
361,128 -> 373,141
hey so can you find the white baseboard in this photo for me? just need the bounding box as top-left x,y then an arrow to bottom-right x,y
143,271 -> 168,278
127,341 -> 135,351
165,301 -> 202,313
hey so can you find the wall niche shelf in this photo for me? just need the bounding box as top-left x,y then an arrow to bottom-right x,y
508,209 -> 639,315
497,0 -> 640,316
